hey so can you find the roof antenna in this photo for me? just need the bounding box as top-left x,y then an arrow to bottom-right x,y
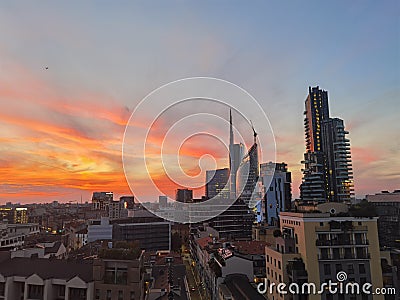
250,120 -> 257,144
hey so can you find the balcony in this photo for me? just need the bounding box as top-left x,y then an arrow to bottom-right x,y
316,239 -> 369,246
318,253 -> 370,260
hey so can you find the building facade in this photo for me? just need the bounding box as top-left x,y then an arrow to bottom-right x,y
206,168 -> 229,200
300,86 -> 354,203
176,189 -> 193,203
260,162 -> 292,225
367,190 -> 400,248
0,254 -> 94,300
265,207 -> 387,300
113,221 -> 171,252
93,251 -> 144,300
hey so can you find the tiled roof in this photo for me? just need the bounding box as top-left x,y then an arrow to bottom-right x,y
232,241 -> 267,255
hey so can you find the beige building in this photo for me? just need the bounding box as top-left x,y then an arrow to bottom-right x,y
265,206 -> 386,300
93,250 -> 145,300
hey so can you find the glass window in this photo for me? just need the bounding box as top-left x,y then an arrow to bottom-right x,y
335,264 -> 342,273
359,264 -> 366,274
0,283 -> 5,296
324,264 -> 331,275
347,264 -> 354,274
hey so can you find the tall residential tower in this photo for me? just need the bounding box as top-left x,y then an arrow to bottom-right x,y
300,86 -> 354,203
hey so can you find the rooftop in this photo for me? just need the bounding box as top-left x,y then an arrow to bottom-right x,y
0,255 -> 93,282
232,241 -> 268,255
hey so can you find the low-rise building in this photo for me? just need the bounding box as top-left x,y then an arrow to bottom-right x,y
0,222 -> 40,249
367,190 -> 400,248
0,253 -> 94,300
93,248 -> 145,300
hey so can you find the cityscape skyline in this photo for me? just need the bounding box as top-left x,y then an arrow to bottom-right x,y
0,1 -> 399,204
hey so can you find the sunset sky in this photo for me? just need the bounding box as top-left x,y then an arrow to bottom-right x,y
0,1 -> 399,204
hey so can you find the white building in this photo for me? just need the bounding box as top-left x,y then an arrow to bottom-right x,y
0,223 -> 40,249
87,217 -> 112,242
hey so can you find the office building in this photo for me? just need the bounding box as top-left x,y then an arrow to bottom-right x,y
300,86 -> 354,203
87,217 -> 113,243
207,110 -> 256,239
0,207 -> 28,224
206,168 -> 229,200
175,189 -> 193,203
260,162 -> 292,225
113,221 -> 171,252
119,196 -> 135,209
236,138 -> 260,208
229,109 -> 245,200
158,195 -> 168,208
92,192 -> 113,210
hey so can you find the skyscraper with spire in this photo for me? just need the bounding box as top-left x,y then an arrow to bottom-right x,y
229,109 -> 244,200
207,109 -> 254,239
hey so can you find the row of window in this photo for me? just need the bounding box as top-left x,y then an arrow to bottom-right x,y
282,219 -> 300,226
323,263 -> 366,276
95,289 -> 135,300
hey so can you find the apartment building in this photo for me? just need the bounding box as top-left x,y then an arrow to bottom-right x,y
265,203 -> 388,300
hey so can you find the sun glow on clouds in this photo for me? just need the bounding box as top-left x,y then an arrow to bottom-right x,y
0,63 -> 232,203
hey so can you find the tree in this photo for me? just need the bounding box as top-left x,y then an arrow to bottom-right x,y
273,229 -> 282,237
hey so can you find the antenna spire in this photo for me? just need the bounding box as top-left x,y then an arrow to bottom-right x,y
229,108 -> 234,146
250,120 -> 257,144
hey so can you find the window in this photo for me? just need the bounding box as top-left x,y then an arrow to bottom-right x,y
118,290 -> 123,300
279,275 -> 282,282
359,264 -> 366,274
105,266 -> 128,285
69,288 -> 87,300
95,289 -> 100,300
335,264 -> 342,273
107,290 -> 112,300
0,283 -> 4,296
347,264 -> 354,274
360,277 -> 367,285
320,222 -> 324,226
28,284 -> 44,299
130,291 -> 135,300
57,285 -> 65,297
324,264 -> 331,275
278,261 -> 281,270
